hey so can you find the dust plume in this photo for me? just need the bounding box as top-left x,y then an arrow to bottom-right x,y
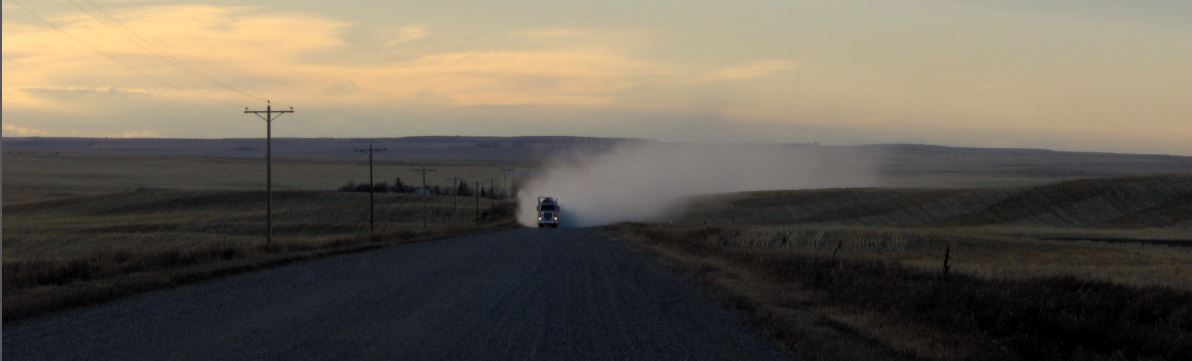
516,142 -> 876,227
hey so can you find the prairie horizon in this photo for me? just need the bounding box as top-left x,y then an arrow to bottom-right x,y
6,135 -> 1192,157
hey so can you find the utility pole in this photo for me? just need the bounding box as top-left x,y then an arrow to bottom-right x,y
415,165 -> 437,227
475,180 -> 481,226
244,100 -> 293,245
447,176 -> 465,219
490,177 -> 496,209
354,143 -> 387,234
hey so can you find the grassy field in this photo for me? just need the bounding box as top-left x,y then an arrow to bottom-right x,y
2,151 -> 521,320
7,147 -> 1192,358
2,151 -> 522,202
629,224 -> 1192,292
681,174 -> 1192,228
2,189 -> 517,320
609,174 -> 1192,361
2,151 -> 523,254
614,226 -> 1192,361
671,174 -> 1192,289
5,189 -> 510,259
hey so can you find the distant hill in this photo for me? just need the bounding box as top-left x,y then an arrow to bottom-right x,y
859,143 -> 1192,180
1,136 -> 644,165
5,137 -> 1192,186
686,174 -> 1192,229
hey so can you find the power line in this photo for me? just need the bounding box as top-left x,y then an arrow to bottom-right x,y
253,108 -> 335,139
490,177 -> 497,209
8,0 -> 243,108
288,116 -> 336,138
245,100 -> 295,245
17,1 -> 333,141
447,176 -> 466,221
354,143 -> 388,234
415,165 -> 437,228
69,0 -> 269,103
475,181 -> 482,226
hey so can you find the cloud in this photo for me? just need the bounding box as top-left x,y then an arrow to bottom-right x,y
22,86 -> 153,96
2,5 -> 350,110
4,124 -> 50,136
509,28 -> 589,39
694,59 -> 794,84
374,49 -> 664,106
2,5 -> 669,111
1,123 -> 158,138
380,25 -> 428,48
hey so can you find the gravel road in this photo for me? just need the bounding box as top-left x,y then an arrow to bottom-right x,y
3,228 -> 795,361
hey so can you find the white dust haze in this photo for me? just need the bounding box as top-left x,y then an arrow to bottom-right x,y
516,142 -> 876,227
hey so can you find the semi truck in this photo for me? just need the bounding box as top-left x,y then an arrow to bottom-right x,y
537,197 -> 560,228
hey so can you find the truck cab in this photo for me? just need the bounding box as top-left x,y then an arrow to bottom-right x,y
537,197 -> 560,228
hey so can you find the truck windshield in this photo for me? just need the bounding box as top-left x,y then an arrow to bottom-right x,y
540,205 -> 557,211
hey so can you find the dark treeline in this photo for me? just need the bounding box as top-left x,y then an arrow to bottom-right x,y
337,177 -> 508,198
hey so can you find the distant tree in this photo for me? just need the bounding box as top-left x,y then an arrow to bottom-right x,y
374,182 -> 390,193
393,177 -> 407,193
432,185 -> 443,195
480,186 -> 488,198
457,182 -> 472,196
354,183 -> 371,192
338,182 -> 356,192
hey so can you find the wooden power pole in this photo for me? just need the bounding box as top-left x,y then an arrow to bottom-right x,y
447,176 -> 465,220
475,181 -> 481,226
415,165 -> 436,227
354,143 -> 387,234
244,100 -> 293,245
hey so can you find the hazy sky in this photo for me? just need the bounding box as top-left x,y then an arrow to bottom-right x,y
3,0 -> 1191,155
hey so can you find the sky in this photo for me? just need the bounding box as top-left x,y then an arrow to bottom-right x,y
3,0 -> 1191,155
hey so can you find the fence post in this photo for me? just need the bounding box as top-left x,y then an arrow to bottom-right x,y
942,242 -> 952,275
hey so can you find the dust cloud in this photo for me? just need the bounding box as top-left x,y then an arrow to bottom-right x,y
516,142 -> 876,227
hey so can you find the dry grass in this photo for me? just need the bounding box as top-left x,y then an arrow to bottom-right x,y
2,151 -> 526,320
607,175 -> 1192,361
4,189 -> 507,260
682,174 -> 1192,228
667,175 -> 1192,290
611,224 -> 1192,361
687,225 -> 1192,291
2,227 -> 466,320
2,188 -> 518,321
1,151 -> 521,197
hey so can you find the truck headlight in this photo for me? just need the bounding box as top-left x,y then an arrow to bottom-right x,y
538,217 -> 542,220
553,216 -> 558,220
